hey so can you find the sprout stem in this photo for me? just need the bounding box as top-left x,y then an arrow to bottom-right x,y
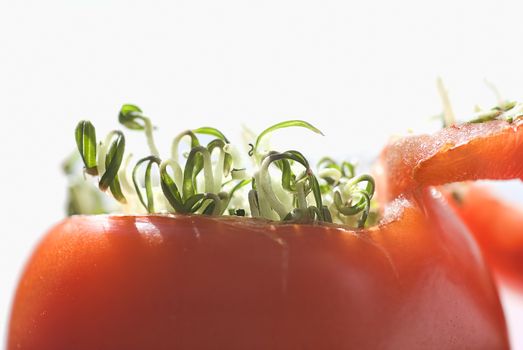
119,153 -> 136,199
213,147 -> 226,193
97,133 -> 112,177
142,117 -> 160,157
437,77 -> 456,127
296,182 -> 308,209
171,130 -> 198,162
162,158 -> 183,190
258,157 -> 289,219
198,148 -> 214,193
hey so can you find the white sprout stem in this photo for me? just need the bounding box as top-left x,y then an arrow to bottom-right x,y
142,117 -> 160,157
328,201 -> 340,222
161,158 -> 184,190
253,172 -> 278,220
199,148 -> 215,193
171,130 -> 192,162
255,174 -> 278,220
341,182 -> 355,200
258,157 -> 289,219
271,177 -> 293,210
213,147 -> 226,193
118,153 -> 135,196
118,153 -> 143,214
436,77 -> 456,126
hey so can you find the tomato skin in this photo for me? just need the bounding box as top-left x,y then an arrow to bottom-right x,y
8,190 -> 508,349
448,185 -> 523,291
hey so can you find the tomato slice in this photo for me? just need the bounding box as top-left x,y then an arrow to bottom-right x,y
8,189 -> 509,349
377,118 -> 523,203
377,117 -> 523,293
447,184 -> 523,291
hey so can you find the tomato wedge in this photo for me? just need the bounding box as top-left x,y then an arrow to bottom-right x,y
377,117 -> 523,203
448,184 -> 523,291
377,117 -> 523,293
8,189 -> 508,349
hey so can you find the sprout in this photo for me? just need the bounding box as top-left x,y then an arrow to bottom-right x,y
73,110 -> 377,228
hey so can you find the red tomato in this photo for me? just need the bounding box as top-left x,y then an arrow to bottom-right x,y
447,184 -> 523,291
377,118 -> 523,203
8,189 -> 508,349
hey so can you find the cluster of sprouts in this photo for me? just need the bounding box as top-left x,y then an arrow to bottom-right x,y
72,105 -> 376,227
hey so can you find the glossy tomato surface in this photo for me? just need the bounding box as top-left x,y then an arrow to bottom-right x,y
8,189 -> 508,349
449,185 -> 523,291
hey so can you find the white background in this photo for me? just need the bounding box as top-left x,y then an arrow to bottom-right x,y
1,0 -> 523,348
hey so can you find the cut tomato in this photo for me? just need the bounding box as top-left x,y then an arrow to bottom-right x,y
377,118 -> 523,203
8,189 -> 509,349
377,117 -> 523,293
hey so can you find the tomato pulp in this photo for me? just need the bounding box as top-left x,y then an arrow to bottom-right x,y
8,189 -> 508,349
